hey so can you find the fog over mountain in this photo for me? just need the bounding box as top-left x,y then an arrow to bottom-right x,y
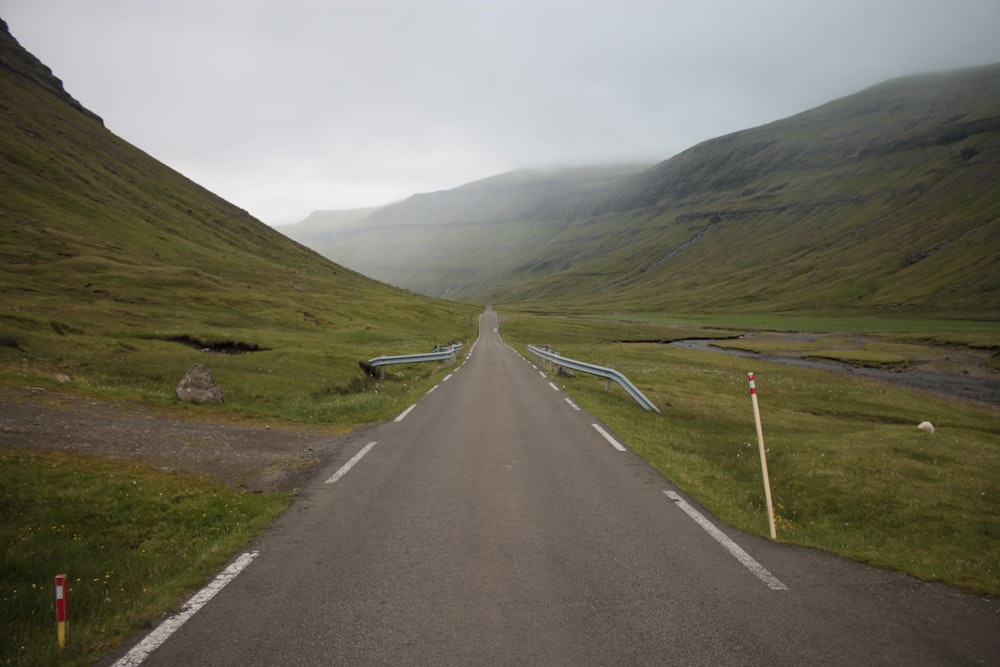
281,64 -> 1000,316
3,1 -> 1000,224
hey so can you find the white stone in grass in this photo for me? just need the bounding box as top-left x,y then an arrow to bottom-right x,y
917,421 -> 935,433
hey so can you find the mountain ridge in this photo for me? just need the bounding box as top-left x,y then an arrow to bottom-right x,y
0,18 -> 103,126
285,63 -> 1000,316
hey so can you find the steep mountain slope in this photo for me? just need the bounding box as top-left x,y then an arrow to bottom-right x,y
292,65 -> 1000,317
513,65 -> 1000,315
0,19 -> 476,414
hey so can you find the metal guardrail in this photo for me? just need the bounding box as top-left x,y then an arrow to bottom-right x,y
368,343 -> 464,371
528,345 -> 660,412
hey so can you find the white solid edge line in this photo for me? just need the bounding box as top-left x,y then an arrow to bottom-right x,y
325,441 -> 378,484
112,550 -> 259,666
591,423 -> 626,451
394,404 -> 417,422
664,490 -> 787,590
548,382 -> 560,391
564,397 -> 581,411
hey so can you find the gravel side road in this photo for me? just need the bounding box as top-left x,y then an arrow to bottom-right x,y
0,384 -> 346,492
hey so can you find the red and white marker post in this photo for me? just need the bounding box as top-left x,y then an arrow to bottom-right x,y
748,373 -> 777,539
55,574 -> 68,649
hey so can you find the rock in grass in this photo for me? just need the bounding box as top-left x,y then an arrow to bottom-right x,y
176,363 -> 224,404
918,421 -> 935,433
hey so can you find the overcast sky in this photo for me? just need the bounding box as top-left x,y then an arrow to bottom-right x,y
3,1 -> 1000,226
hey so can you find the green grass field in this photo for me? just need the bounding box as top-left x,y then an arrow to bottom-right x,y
1,450 -> 291,666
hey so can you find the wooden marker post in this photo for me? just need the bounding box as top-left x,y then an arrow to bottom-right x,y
748,373 -> 777,540
55,574 -> 68,649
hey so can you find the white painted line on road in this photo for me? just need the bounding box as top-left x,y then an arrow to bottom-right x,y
442,373 -> 453,382
325,441 -> 378,484
112,550 -> 259,666
538,371 -> 547,378
548,382 -> 560,391
591,423 -> 627,451
426,384 -> 439,394
531,364 -> 538,370
663,490 -> 787,591
565,397 -> 581,411
395,404 -> 417,422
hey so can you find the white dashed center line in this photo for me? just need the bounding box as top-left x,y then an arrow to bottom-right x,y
325,441 -> 379,484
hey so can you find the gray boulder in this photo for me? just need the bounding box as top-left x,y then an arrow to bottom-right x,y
176,363 -> 224,404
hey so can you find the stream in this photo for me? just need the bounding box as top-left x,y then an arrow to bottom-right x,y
668,339 -> 1000,407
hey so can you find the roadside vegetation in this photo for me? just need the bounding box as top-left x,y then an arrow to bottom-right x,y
0,315 -> 475,667
0,302 -> 478,427
499,311 -> 1000,596
1,450 -> 290,666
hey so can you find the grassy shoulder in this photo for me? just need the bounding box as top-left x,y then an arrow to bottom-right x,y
500,311 -> 1000,596
1,449 -> 291,666
0,299 -> 480,426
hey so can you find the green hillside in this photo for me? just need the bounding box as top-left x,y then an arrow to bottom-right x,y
0,19 -> 478,422
291,65 -> 1000,318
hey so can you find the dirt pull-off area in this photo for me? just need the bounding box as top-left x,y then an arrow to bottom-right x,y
0,384 -> 345,492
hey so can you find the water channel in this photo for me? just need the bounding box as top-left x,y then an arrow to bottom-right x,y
668,339 -> 1000,407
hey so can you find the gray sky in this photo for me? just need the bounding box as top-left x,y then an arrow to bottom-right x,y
3,1 -> 1000,226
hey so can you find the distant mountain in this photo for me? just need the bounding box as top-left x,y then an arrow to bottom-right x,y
290,65 -> 1000,317
280,165 -> 648,298
279,206 -> 383,250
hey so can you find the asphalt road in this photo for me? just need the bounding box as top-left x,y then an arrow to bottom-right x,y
107,309 -> 999,665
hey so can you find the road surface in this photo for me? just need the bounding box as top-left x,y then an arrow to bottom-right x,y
107,309 -> 999,665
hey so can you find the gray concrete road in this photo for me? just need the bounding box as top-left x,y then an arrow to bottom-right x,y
108,309 -> 999,665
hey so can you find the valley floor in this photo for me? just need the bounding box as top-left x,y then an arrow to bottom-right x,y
2,329 -> 996,495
